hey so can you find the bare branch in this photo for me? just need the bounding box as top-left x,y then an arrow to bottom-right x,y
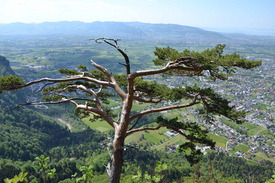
163,124 -> 190,140
130,97 -> 199,122
91,60 -> 127,99
130,58 -> 203,79
3,76 -> 111,91
126,124 -> 162,136
133,96 -> 162,104
76,104 -> 118,129
128,116 -> 142,131
28,82 -> 55,96
92,37 -> 131,75
10,97 -> 94,110
91,59 -> 114,81
96,85 -> 103,95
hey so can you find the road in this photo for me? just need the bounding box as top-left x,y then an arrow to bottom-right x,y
226,140 -> 231,151
57,118 -> 72,132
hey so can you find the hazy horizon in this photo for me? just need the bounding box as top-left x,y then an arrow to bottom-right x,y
1,20 -> 274,37
0,0 -> 274,36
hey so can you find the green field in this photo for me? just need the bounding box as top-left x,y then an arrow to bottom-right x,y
152,131 -> 229,151
230,144 -> 250,153
125,131 -> 151,145
153,134 -> 188,151
207,133 -> 228,149
259,129 -> 275,139
131,102 -> 152,111
255,152 -> 275,163
82,117 -> 113,134
187,115 -> 196,121
166,111 -> 182,119
125,127 -> 169,145
220,117 -> 267,136
241,123 -> 265,136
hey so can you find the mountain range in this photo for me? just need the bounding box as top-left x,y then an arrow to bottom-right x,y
0,21 -> 226,41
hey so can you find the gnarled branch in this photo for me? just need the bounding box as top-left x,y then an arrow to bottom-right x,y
91,60 -> 127,99
93,37 -> 131,75
2,76 -> 111,91
130,58 -> 203,79
130,96 -> 199,122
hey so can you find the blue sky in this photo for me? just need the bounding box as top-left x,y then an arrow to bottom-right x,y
0,0 -> 274,34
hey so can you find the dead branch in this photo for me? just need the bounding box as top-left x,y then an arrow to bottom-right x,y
93,37 -> 131,75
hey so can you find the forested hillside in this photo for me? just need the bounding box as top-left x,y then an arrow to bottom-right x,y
0,56 -> 107,182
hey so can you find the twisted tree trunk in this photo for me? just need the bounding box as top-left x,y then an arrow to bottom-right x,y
109,133 -> 125,183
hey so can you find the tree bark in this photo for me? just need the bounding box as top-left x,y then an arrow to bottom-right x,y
109,134 -> 125,183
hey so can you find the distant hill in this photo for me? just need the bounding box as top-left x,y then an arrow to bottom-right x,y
0,56 -> 15,76
0,21 -> 226,41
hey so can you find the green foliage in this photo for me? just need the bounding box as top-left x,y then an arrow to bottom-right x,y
75,165 -> 94,183
90,70 -> 107,80
114,74 -> 128,88
134,79 -> 168,99
0,75 -> 24,93
59,68 -> 81,76
266,170 -> 275,183
153,46 -> 182,66
132,161 -> 168,183
47,168 -> 56,179
166,85 -> 246,123
35,155 -> 50,183
156,116 -> 215,165
114,74 -> 169,98
78,64 -> 88,72
4,172 -> 28,183
74,81 -> 97,89
153,44 -> 262,80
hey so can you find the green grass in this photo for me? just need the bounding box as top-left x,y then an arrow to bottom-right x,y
132,102 -> 151,111
259,129 -> 275,139
220,117 -> 239,129
241,123 -> 265,136
144,131 -> 167,144
187,115 -> 196,121
125,123 -> 168,145
255,103 -> 269,110
220,117 -> 266,136
207,133 -> 228,149
230,144 -> 250,153
125,131 -> 147,144
255,152 -> 275,163
82,117 -> 113,134
153,134 -> 188,151
166,111 -> 181,119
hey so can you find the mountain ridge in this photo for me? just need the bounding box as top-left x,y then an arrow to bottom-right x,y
0,21 -> 226,41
